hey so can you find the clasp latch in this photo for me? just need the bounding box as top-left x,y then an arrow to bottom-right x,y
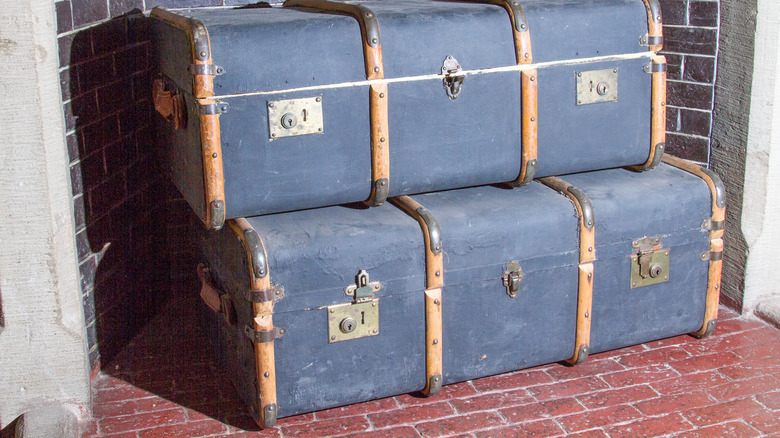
630,236 -> 670,289
502,261 -> 524,298
441,56 -> 464,99
344,270 -> 382,303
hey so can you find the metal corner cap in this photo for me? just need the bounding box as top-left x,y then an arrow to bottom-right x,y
354,4 -> 381,48
262,403 -> 278,428
243,228 -> 268,278
645,0 -> 662,23
567,186 -> 594,230
416,206 -> 443,255
700,167 -> 726,209
427,374 -> 442,396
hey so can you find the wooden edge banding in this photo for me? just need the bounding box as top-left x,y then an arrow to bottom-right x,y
510,69 -> 538,186
150,7 -> 215,98
424,288 -> 443,396
642,0 -> 663,51
539,177 -> 595,364
649,56 -> 667,168
367,84 -> 390,206
661,156 -> 726,338
199,100 -> 226,230
391,196 -> 444,395
283,0 -> 384,79
227,219 -> 278,428
568,263 -> 593,365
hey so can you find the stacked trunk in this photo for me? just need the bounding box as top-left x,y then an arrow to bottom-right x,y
151,0 -> 725,428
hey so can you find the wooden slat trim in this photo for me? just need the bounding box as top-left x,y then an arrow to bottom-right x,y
661,156 -> 726,337
539,177 -> 595,364
391,196 -> 444,395
283,0 -> 390,205
510,69 -> 538,186
228,219 -> 278,428
642,0 -> 663,51
626,56 -> 666,172
199,99 -> 226,230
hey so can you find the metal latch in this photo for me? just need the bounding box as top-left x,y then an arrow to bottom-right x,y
267,97 -> 324,140
441,56 -> 464,99
630,236 -> 670,289
502,261 -> 524,298
328,270 -> 382,343
344,270 -> 382,303
576,68 -> 618,105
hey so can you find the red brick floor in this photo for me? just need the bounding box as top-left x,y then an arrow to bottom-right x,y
81,298 -> 780,437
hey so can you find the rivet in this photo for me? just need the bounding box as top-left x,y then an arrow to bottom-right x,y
318,128 -> 323,132
585,312 -> 589,317
435,271 -> 441,276
578,100 -> 582,104
268,102 -> 275,108
267,405 -> 275,411
530,117 -> 535,122
447,56 -> 452,60
613,68 -> 618,73
657,15 -> 662,21
330,309 -> 335,313
372,302 -> 377,307
525,53 -> 530,58
530,76 -> 535,81
372,38 -> 378,44
264,372 -> 270,377
379,93 -> 385,98
280,329 -> 285,334
366,12 -> 373,17
661,102 -> 666,106
271,133 -> 276,138
380,180 -> 387,186
212,153 -> 217,158
316,97 -> 322,102
373,329 -> 378,334
587,220 -> 593,227
380,137 -> 386,142
200,51 -> 207,58
259,269 -> 265,275
433,339 -> 439,345
331,335 -> 336,340
520,24 -> 527,30
577,72 -> 582,77
664,276 -> 668,280
588,247 -> 593,252
588,273 -> 592,280
374,67 -> 380,73
434,299 -> 440,305
632,282 -> 637,287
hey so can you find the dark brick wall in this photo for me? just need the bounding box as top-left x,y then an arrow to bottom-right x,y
55,0 -> 722,370
660,0 -> 720,163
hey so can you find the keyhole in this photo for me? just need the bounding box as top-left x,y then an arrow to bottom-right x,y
301,109 -> 308,122
361,311 -> 365,324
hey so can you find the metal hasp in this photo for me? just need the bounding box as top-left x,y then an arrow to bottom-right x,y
328,270 -> 382,343
441,56 -> 464,99
267,96 -> 324,140
502,261 -> 524,298
576,68 -> 618,105
630,236 -> 670,289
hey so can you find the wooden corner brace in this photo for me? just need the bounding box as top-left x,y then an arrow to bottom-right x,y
539,177 -> 595,365
284,0 -> 390,206
391,196 -> 444,396
661,155 -> 726,338
229,218 -> 280,428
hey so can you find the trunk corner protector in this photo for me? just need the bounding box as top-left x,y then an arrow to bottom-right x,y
426,374 -> 443,397
700,167 -> 726,209
416,207 -> 443,255
626,143 -> 665,172
694,319 -> 717,339
644,0 -> 662,24
262,403 -> 278,428
567,186 -> 594,230
209,200 -> 225,230
283,0 -> 381,49
569,345 -> 589,366
243,229 -> 269,279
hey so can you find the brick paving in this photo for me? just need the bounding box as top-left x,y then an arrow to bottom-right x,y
81,298 -> 780,437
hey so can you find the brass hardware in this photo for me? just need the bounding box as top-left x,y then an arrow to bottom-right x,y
502,261 -> 524,298
267,97 -> 324,139
344,270 -> 383,303
630,236 -> 670,289
327,299 -> 379,343
576,68 -> 618,105
441,56 -> 464,99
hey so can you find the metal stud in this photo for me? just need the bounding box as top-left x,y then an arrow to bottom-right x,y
434,299 -> 440,305
433,339 -> 439,345
379,93 -> 385,98
212,153 -> 217,158
264,372 -> 270,377
316,97 -> 322,102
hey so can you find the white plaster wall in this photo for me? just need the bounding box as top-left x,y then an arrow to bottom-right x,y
742,0 -> 780,310
0,0 -> 90,429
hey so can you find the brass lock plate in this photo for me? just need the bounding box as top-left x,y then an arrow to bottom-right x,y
630,249 -> 670,289
576,68 -> 618,105
327,298 -> 379,343
267,96 -> 324,140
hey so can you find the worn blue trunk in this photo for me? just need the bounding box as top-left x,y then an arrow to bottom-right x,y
198,163 -> 715,422
152,0 -> 656,222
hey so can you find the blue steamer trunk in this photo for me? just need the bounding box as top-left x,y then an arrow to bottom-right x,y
151,0 -> 664,229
